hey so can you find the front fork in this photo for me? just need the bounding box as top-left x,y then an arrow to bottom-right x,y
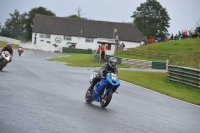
101,88 -> 112,101
101,87 -> 119,99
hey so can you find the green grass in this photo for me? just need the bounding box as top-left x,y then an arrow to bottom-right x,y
119,70 -> 200,105
48,54 -> 130,68
169,52 -> 200,69
0,41 -> 19,49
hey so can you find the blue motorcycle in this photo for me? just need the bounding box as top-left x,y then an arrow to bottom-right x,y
85,72 -> 120,107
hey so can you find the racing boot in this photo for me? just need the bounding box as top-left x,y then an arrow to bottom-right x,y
88,83 -> 95,92
88,76 -> 99,93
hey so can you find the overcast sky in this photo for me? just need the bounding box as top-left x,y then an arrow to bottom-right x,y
0,0 -> 200,35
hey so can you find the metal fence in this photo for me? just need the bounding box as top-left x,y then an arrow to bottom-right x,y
167,65 -> 200,89
95,55 -> 167,70
117,48 -> 176,60
62,47 -> 92,54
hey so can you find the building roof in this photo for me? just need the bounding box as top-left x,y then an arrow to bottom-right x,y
33,14 -> 144,42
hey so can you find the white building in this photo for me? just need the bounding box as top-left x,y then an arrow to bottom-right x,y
32,14 -> 144,55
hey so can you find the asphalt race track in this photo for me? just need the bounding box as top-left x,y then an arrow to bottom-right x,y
0,50 -> 200,133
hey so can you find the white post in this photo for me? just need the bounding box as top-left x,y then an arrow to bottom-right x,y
166,60 -> 169,70
113,29 -> 117,40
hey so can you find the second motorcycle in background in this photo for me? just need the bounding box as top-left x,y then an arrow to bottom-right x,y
18,46 -> 24,56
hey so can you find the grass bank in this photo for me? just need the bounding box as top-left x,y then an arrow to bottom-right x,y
114,53 -> 164,62
115,38 -> 200,69
134,38 -> 200,54
49,53 -> 200,105
0,41 -> 19,49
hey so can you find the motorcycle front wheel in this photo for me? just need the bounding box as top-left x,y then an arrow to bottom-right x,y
0,65 -> 3,71
100,91 -> 112,108
85,88 -> 94,103
0,60 -> 5,71
18,52 -> 22,56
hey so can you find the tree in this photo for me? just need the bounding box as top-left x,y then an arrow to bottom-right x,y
24,7 -> 56,40
68,15 -> 82,19
67,14 -> 88,20
131,0 -> 170,39
76,6 -> 83,17
2,9 -> 26,38
4,9 -> 25,30
67,7 -> 85,19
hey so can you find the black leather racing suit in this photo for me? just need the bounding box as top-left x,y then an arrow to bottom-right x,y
89,62 -> 118,91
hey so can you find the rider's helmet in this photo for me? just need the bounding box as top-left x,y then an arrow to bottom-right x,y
108,57 -> 117,68
7,43 -> 12,49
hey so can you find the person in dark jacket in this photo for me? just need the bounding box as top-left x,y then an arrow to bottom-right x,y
88,57 -> 118,92
0,43 -> 14,62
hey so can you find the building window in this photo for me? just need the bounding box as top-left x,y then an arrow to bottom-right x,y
85,38 -> 93,43
40,34 -> 51,39
64,36 -> 72,41
46,34 -> 51,38
40,34 -> 45,38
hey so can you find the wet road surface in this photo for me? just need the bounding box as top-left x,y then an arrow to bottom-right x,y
0,50 -> 200,133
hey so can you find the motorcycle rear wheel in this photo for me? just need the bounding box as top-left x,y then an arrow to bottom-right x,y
85,88 -> 94,103
100,91 -> 112,108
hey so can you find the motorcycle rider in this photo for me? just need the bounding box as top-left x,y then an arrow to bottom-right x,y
18,45 -> 24,52
88,57 -> 118,92
0,43 -> 13,62
19,45 -> 23,49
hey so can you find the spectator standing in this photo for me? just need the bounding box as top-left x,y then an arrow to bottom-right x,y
105,44 -> 109,50
170,34 -> 174,41
115,43 -> 119,51
96,45 -> 100,54
119,43 -> 123,50
183,29 -> 188,38
178,31 -> 182,40
101,44 -> 106,60
165,35 -> 169,41
140,40 -> 145,46
122,43 -> 125,50
174,34 -> 178,40
149,37 -> 155,44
